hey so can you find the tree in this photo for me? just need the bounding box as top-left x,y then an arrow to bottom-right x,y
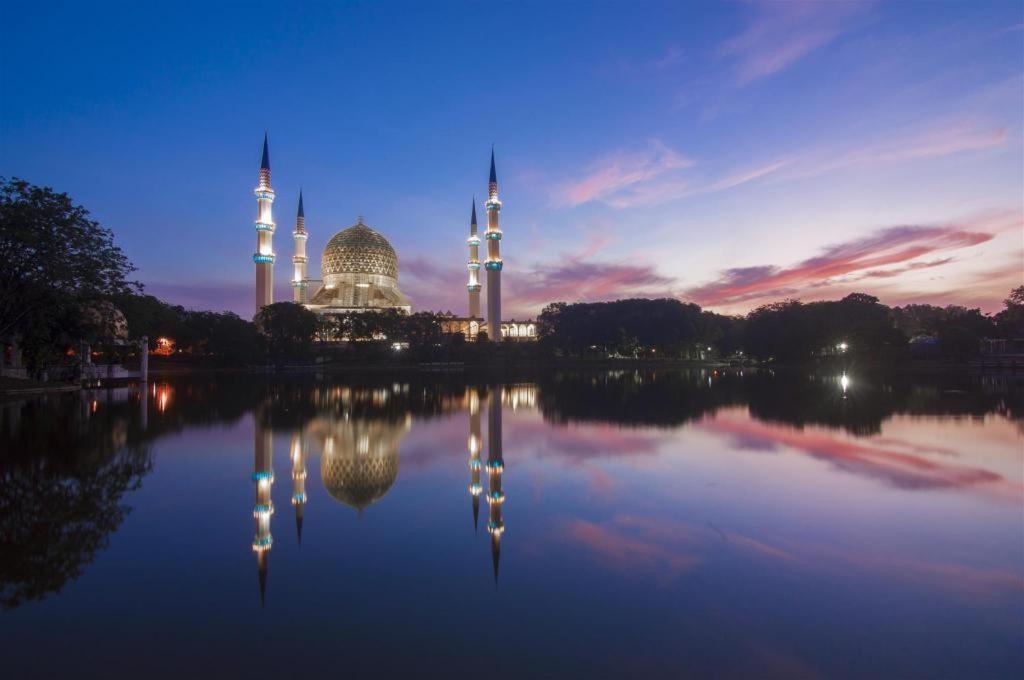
254,302 -> 319,362
995,286 -> 1024,339
0,178 -> 138,372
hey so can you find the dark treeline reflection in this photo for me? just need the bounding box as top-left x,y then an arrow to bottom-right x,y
537,369 -> 1022,436
1,369 -> 1020,609
0,390 -> 153,609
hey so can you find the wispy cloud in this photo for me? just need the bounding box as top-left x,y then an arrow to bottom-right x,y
510,259 -> 676,309
556,116 -> 1006,211
720,0 -> 874,85
783,120 -> 1008,180
557,139 -> 693,208
686,216 -> 1007,308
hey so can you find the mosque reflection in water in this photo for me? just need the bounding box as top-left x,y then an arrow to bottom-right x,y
249,383 -> 533,601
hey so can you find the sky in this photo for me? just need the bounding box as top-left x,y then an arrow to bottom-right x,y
1,0 -> 1021,318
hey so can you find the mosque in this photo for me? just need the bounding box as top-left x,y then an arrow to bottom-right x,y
250,134 -> 536,341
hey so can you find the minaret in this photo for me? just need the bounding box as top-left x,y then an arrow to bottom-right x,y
484,149 -> 503,340
486,386 -> 505,583
290,431 -> 307,544
252,411 -> 274,605
292,191 -> 309,303
467,387 -> 483,531
253,133 -> 276,312
466,199 -> 482,320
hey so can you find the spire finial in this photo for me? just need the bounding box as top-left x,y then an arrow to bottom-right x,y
297,189 -> 304,218
470,197 -> 477,226
489,147 -> 497,185
260,132 -> 270,171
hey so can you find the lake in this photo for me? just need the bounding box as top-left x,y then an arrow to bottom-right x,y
1,369 -> 1021,678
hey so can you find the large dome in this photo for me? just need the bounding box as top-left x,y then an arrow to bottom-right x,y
313,416 -> 409,513
321,220 -> 398,280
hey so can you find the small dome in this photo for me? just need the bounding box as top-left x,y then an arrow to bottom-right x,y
321,220 -> 398,280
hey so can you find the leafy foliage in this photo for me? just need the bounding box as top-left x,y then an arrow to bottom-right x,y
254,302 -> 320,362
0,178 -> 139,371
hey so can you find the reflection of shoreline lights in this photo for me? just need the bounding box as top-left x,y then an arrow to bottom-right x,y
486,387 -> 505,581
290,433 -> 307,543
468,387 -> 483,530
840,373 -> 850,395
156,385 -> 171,412
252,414 -> 274,603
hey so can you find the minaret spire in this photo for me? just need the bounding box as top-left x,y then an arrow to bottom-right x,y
253,134 -> 276,312
484,148 -> 503,340
292,190 -> 309,303
466,197 -> 482,321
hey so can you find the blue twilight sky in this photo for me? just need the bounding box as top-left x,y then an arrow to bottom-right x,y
1,1 -> 1021,318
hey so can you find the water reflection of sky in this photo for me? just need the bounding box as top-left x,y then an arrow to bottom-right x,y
1,372 -> 1021,678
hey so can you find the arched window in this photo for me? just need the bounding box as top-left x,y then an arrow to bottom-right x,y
526,325 -> 536,337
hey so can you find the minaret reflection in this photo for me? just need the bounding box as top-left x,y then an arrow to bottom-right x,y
252,411 -> 274,606
485,386 -> 505,583
467,387 -> 483,532
290,432 -> 307,544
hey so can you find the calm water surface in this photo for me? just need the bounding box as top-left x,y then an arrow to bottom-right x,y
1,370 -> 1021,678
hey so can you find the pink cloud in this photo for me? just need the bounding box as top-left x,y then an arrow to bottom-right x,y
687,218 -> 1002,308
562,517 -> 700,577
509,259 -> 676,311
702,414 -> 1023,501
720,1 -> 873,84
557,139 -> 694,207
401,255 -> 468,314
560,515 -> 796,580
880,256 -> 1024,313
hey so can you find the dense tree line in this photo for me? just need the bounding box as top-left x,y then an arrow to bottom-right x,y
539,290 -> 1024,363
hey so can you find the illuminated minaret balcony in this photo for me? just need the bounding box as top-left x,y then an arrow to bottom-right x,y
255,221 -> 275,232
253,253 -> 276,263
253,502 -> 275,518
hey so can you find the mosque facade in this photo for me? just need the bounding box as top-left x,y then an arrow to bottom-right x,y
250,135 -> 534,340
